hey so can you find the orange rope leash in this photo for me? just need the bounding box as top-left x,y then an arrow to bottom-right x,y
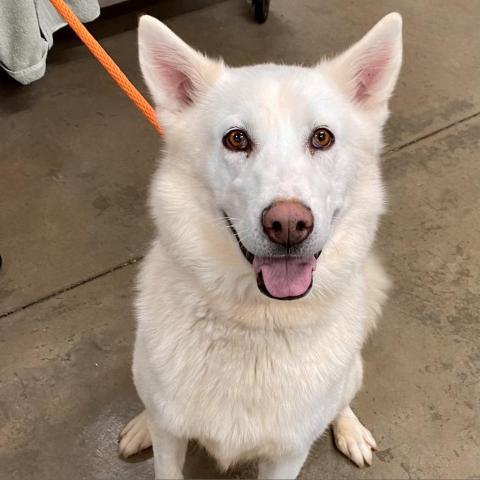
49,0 -> 163,136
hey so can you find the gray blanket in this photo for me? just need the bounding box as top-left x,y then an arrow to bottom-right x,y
0,0 -> 99,84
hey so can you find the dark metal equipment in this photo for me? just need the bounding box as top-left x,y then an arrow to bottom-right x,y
251,0 -> 270,23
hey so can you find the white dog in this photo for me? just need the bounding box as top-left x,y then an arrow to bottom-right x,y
119,12 -> 402,479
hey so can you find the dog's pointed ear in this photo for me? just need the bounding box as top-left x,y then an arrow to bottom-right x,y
326,13 -> 402,111
138,16 -> 223,113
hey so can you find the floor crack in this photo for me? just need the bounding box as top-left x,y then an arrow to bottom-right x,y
0,256 -> 142,319
385,110 -> 480,156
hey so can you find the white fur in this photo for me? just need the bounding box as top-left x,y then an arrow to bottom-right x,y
119,13 -> 402,479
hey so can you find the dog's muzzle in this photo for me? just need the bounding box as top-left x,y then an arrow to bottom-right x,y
223,213 -> 321,301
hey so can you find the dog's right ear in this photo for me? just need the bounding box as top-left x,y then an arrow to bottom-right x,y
138,16 -> 223,114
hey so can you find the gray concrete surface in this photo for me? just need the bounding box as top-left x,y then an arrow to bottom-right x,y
0,0 -> 479,478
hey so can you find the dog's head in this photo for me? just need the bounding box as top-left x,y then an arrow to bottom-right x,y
138,14 -> 402,301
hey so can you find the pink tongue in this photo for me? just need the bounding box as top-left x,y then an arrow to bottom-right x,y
253,256 -> 316,298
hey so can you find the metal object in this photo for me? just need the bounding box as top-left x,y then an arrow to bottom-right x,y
252,0 -> 270,23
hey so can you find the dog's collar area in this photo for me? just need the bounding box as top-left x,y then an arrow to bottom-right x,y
223,212 -> 321,301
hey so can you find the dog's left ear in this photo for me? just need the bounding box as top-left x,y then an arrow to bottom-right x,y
138,15 -> 223,115
326,12 -> 403,112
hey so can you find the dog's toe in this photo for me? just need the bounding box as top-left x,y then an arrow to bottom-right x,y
332,407 -> 377,468
119,410 -> 152,458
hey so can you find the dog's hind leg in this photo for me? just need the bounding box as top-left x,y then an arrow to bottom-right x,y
332,406 -> 378,468
119,409 -> 152,458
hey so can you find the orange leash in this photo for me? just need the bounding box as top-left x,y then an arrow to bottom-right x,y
49,0 -> 163,136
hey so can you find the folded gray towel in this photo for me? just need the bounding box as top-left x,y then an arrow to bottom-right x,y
0,0 -> 100,84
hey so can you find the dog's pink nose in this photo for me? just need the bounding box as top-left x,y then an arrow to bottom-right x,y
262,200 -> 314,247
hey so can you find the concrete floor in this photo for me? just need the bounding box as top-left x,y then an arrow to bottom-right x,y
1,0 -> 479,478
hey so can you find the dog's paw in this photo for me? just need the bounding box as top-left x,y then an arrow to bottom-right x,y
118,410 -> 152,458
332,407 -> 377,468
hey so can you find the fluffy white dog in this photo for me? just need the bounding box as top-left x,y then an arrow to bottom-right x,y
119,12 -> 402,479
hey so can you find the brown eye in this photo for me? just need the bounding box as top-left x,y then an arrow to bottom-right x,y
310,127 -> 335,150
223,129 -> 250,152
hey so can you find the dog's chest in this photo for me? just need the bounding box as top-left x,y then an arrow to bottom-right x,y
148,309 -> 356,465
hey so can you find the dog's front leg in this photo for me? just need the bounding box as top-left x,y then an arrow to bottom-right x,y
148,414 -> 188,480
257,448 -> 310,479
332,405 -> 377,468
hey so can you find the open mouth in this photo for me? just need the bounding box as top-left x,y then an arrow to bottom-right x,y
225,215 -> 320,301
